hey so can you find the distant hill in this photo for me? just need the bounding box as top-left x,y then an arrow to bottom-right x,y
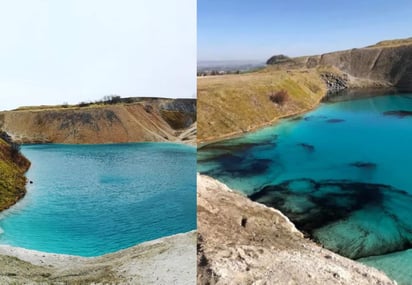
0,98 -> 196,145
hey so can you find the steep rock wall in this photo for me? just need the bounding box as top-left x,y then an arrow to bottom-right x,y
269,39 -> 412,90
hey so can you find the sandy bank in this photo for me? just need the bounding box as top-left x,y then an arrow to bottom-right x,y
0,230 -> 196,284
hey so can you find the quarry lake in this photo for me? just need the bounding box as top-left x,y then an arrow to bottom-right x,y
198,93 -> 412,284
0,143 -> 196,257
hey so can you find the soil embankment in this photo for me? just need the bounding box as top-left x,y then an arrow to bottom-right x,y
0,98 -> 196,145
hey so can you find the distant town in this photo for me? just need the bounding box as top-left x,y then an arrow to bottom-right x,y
197,60 -> 265,76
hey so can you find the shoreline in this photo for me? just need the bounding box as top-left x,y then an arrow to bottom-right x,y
197,174 -> 395,284
198,87 -> 406,147
0,230 -> 196,284
0,230 -> 195,263
198,90 -> 326,147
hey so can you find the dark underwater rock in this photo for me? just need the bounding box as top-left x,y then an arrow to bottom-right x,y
383,110 -> 412,118
249,179 -> 412,259
349,161 -> 377,169
297,143 -> 315,152
326,118 -> 345,123
303,115 -> 328,122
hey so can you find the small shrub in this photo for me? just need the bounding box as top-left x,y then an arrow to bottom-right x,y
78,102 -> 91,107
269,90 -> 289,105
102,95 -> 122,105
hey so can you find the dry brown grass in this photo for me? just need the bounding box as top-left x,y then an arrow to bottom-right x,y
197,67 -> 327,142
369,37 -> 412,48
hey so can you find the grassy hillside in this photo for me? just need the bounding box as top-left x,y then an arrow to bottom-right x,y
197,67 -> 327,143
0,137 -> 30,211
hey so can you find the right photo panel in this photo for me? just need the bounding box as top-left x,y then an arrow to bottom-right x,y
197,1 -> 412,284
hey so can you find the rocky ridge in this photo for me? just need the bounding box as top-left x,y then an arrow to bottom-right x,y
269,38 -> 412,91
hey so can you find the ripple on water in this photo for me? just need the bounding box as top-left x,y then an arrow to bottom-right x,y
0,143 -> 196,257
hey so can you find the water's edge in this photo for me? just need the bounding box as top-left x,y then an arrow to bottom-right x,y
198,91 -> 404,282
0,230 -> 197,284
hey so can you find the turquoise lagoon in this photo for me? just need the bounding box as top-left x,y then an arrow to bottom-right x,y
198,94 -> 412,284
0,143 -> 196,257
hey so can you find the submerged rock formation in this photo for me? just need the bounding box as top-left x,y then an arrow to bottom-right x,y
0,98 -> 196,145
250,178 -> 412,260
197,174 -> 395,285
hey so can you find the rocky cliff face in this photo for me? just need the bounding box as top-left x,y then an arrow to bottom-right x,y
270,38 -> 412,91
197,174 -> 396,285
0,98 -> 196,145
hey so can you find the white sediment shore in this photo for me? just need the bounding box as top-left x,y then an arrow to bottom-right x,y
0,230 -> 196,284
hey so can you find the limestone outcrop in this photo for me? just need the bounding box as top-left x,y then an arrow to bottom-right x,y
269,38 -> 412,91
197,174 -> 396,285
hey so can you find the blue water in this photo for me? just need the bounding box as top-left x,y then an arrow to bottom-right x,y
198,94 -> 412,284
0,143 -> 196,257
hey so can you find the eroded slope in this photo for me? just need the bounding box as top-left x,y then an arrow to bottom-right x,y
0,98 -> 196,145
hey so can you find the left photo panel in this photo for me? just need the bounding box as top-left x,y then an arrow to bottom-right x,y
0,1 -> 196,284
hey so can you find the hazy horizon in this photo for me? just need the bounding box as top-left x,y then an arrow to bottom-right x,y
0,0 -> 196,111
198,0 -> 412,61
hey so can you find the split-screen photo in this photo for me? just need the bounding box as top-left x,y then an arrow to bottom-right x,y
0,0 -> 412,284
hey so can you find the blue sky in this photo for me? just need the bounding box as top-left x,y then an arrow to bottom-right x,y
0,0 -> 196,110
198,0 -> 412,61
